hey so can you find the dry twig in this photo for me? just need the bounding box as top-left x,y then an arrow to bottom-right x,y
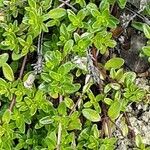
9,55 -> 27,112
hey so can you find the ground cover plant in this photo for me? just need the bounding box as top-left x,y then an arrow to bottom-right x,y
0,0 -> 150,149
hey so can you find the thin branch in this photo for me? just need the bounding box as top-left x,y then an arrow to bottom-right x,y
109,117 -> 124,137
69,75 -> 93,116
123,112 -> 135,140
125,6 -> 150,25
57,95 -> 63,150
9,55 -> 27,112
59,0 -> 77,12
69,94 -> 83,116
37,32 -> 43,55
59,0 -> 70,8
32,32 -> 44,74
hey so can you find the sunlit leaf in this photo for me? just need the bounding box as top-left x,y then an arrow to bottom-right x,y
82,108 -> 101,122
105,57 -> 124,70
2,63 -> 14,81
49,8 -> 66,19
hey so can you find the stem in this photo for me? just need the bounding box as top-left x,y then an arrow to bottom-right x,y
19,55 -> 28,79
109,117 -> 124,137
57,95 -> 63,150
59,0 -> 70,8
123,112 -> 135,140
69,94 -> 82,116
9,55 -> 27,112
101,102 -> 111,138
59,0 -> 77,12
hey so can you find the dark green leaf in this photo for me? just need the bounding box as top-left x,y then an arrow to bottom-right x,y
117,0 -> 127,9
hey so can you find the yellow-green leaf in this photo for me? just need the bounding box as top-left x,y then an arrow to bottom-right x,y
82,108 -> 101,122
2,109 -> 11,124
2,63 -> 14,81
0,53 -> 9,67
143,24 -> 150,39
108,100 -> 121,120
49,8 -> 66,19
105,57 -> 124,70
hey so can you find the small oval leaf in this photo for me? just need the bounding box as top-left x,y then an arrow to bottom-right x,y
143,24 -> 150,39
82,108 -> 101,122
108,100 -> 121,120
0,78 -> 7,87
142,46 -> 150,56
39,116 -> 53,125
2,109 -> 11,124
105,57 -> 124,70
2,63 -> 14,81
49,8 -> 66,19
0,53 -> 9,67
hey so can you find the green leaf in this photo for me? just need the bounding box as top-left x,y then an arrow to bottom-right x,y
58,62 -> 74,75
63,39 -> 74,56
142,46 -> 150,56
67,10 -> 79,26
64,97 -> 74,109
75,0 -> 86,7
105,57 -> 124,70
104,84 -> 111,94
58,102 -> 67,115
104,98 -> 113,105
132,21 -> 143,31
82,109 -> 101,122
120,71 -> 136,85
46,20 -> 58,27
2,63 -> 14,81
17,118 -> 25,133
135,134 -> 143,148
117,0 -> 127,9
99,0 -> 109,11
108,100 -> 121,120
40,116 -> 53,125
143,24 -> 150,39
49,71 -> 61,81
115,68 -> 124,81
68,118 -> 82,130
84,101 -> 92,108
27,35 -> 33,45
0,53 -> 9,67
28,0 -> 36,8
110,83 -> 121,90
77,9 -> 87,20
64,83 -> 81,94
0,78 -> 7,87
49,8 -> 66,19
2,109 -> 11,124
91,124 -> 99,138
